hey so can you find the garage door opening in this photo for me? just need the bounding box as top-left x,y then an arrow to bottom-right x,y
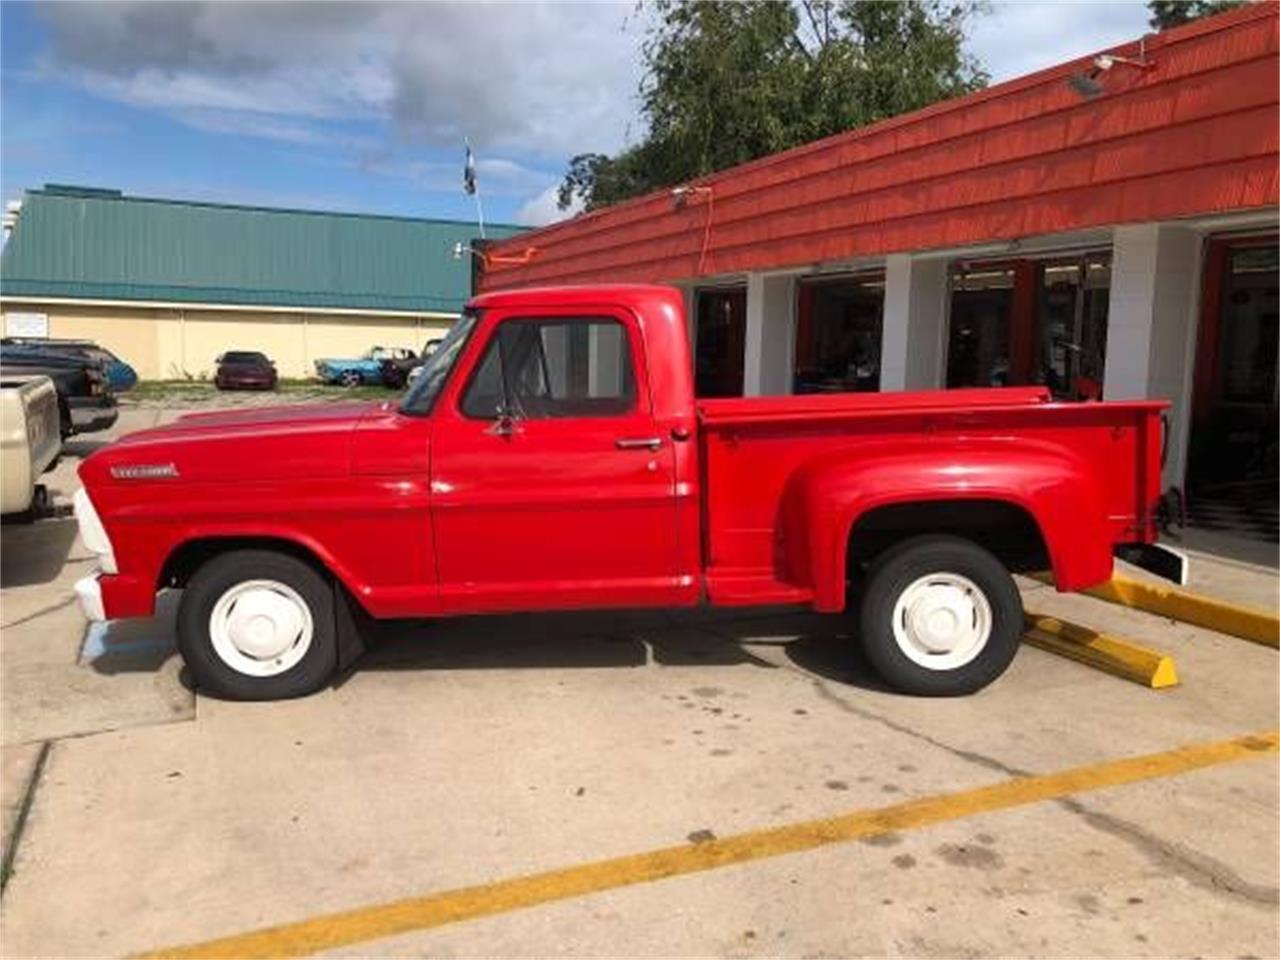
793,274 -> 885,393
947,253 -> 1111,398
694,286 -> 747,398
1188,237 -> 1278,543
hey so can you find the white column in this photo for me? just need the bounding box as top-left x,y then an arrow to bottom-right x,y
881,254 -> 949,391
1104,224 -> 1203,486
743,272 -> 797,396
588,322 -> 622,396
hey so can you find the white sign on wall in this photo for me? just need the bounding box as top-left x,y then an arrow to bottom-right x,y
4,312 -> 49,338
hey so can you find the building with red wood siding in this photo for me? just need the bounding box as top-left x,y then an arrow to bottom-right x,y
479,4 -> 1279,544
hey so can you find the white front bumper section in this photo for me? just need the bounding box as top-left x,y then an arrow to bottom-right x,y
74,573 -> 106,622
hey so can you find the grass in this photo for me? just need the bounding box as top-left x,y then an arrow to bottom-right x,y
125,379 -> 402,403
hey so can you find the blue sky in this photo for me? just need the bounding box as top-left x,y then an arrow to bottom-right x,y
1,1 -> 1152,227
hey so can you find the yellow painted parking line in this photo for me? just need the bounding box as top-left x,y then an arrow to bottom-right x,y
1034,572 -> 1279,649
1023,611 -> 1179,688
136,729 -> 1278,960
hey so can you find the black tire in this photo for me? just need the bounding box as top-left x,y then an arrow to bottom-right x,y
857,535 -> 1022,697
177,549 -> 338,700
340,371 -> 362,388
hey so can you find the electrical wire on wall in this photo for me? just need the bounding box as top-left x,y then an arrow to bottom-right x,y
672,185 -> 715,275
452,242 -> 539,269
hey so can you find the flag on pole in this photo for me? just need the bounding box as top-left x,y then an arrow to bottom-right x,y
463,143 -> 477,196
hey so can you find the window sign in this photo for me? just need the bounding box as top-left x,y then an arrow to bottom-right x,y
4,312 -> 48,338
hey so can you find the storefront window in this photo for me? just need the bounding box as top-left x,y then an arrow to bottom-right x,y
793,274 -> 885,393
1036,253 -> 1111,399
947,266 -> 1013,388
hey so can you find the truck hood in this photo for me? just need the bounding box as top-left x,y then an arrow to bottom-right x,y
80,401 -> 396,485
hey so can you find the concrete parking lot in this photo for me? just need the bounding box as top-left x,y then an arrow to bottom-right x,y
1,402 -> 1277,959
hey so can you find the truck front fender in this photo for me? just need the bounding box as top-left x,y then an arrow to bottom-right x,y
780,437 -> 1111,611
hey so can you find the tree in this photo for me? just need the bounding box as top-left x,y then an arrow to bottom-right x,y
559,0 -> 989,212
1147,0 -> 1244,30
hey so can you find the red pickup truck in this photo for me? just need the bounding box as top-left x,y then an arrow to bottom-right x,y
73,285 -> 1180,701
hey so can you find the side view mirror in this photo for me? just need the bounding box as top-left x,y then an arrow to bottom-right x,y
485,403 -> 523,439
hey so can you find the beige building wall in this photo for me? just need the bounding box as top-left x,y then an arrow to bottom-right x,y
1,301 -> 454,380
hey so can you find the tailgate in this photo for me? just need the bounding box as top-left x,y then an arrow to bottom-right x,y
1098,401 -> 1166,546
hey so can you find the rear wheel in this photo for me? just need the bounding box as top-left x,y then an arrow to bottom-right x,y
177,550 -> 338,700
340,371 -> 362,387
857,535 -> 1022,696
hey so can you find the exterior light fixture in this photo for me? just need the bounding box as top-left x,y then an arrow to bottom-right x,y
1067,38 -> 1154,99
671,184 -> 712,210
451,241 -> 538,267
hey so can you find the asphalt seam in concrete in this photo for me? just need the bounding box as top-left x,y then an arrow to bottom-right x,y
0,740 -> 51,898
7,712 -> 196,749
132,730 -> 1279,960
0,593 -> 77,631
808,677 -> 1030,777
1054,794 -> 1280,907
807,676 -> 1277,907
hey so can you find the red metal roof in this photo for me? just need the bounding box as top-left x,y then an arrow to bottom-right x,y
481,3 -> 1278,291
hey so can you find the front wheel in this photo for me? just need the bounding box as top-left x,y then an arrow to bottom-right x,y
177,550 -> 338,700
857,535 -> 1022,696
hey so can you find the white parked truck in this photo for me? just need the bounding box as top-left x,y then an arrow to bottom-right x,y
1,375 -> 62,517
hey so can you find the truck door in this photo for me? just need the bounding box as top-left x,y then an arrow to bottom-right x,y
429,308 -> 682,612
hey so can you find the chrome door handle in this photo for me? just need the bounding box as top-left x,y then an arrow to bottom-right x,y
616,437 -> 663,451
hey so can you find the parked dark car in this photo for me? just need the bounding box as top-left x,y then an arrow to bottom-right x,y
215,351 -> 277,391
1,338 -> 137,392
388,338 -> 445,390
404,340 -> 445,391
0,344 -> 117,437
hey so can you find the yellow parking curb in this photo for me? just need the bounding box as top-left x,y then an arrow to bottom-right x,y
1034,573 -> 1279,649
1023,611 -> 1179,689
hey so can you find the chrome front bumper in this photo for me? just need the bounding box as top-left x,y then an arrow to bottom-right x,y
74,572 -> 106,622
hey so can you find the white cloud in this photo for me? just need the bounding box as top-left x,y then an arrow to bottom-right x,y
358,152 -> 546,197
176,110 -> 379,150
967,1 -> 1152,83
35,1 -> 646,159
26,0 -> 1163,206
516,182 -> 580,226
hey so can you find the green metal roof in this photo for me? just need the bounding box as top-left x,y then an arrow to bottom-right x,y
0,185 -> 526,314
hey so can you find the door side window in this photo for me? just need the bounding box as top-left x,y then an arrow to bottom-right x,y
461,318 -> 637,419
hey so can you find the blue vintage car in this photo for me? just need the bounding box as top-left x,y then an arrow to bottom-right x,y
314,347 -> 415,386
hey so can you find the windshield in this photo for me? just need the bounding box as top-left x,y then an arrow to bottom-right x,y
400,310 -> 478,415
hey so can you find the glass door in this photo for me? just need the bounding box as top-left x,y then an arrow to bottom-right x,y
693,287 -> 747,398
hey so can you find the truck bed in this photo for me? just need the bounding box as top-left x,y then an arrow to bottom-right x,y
697,387 -> 1166,608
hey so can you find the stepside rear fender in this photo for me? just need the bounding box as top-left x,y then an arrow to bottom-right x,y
780,437 -> 1111,612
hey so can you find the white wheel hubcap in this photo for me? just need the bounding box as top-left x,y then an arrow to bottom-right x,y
209,579 -> 314,677
891,572 -> 993,671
